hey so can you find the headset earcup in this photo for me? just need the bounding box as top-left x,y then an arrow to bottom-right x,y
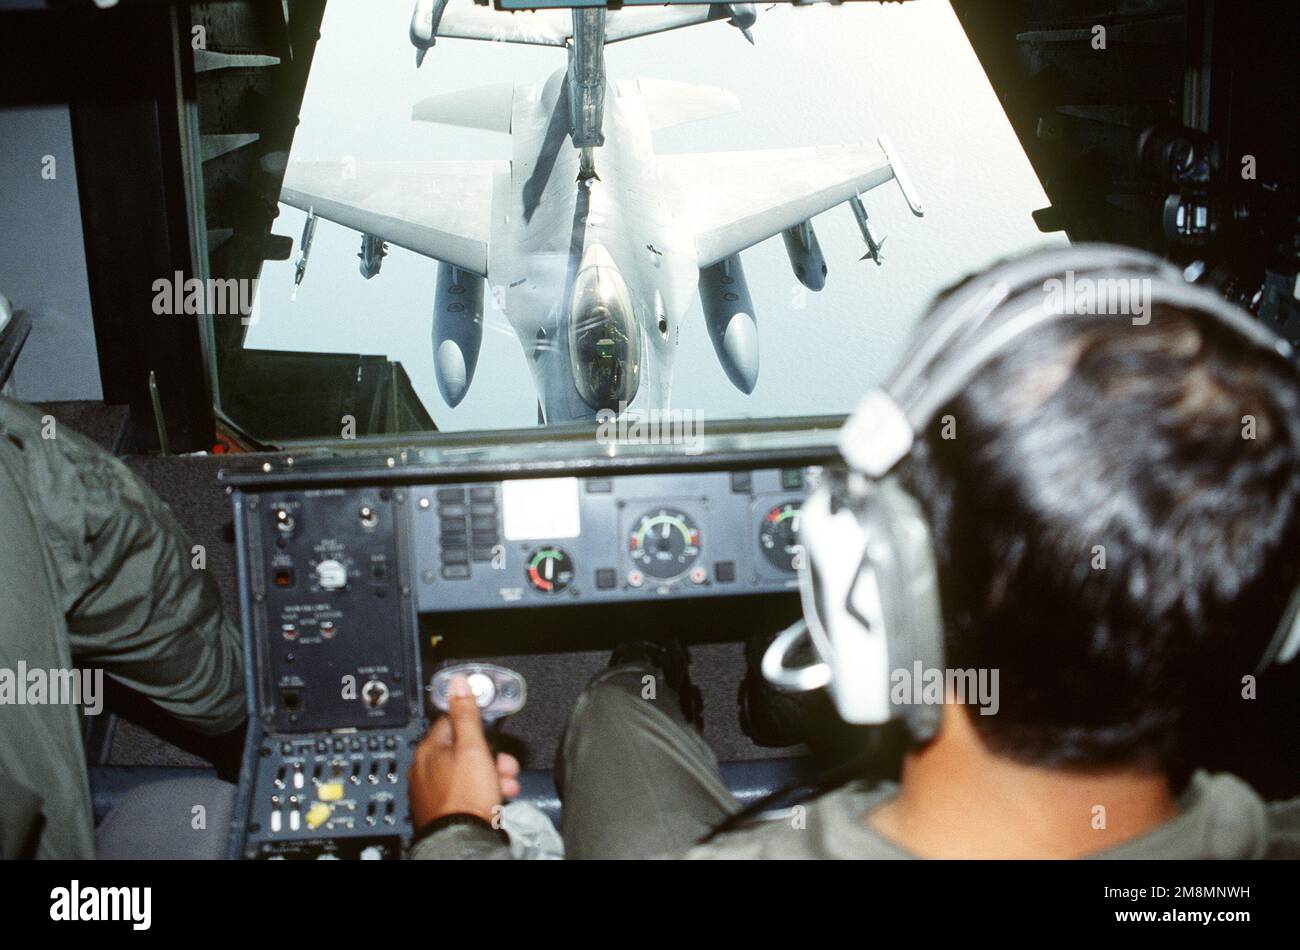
1260,587 -> 1300,669
860,478 -> 946,741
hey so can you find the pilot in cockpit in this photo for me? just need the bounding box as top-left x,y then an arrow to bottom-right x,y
579,316 -> 624,407
569,247 -> 641,413
406,246 -> 1300,860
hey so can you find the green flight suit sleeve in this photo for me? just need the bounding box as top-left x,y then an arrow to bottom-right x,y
0,398 -> 245,736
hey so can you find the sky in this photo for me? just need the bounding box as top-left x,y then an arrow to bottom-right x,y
243,0 -> 1066,432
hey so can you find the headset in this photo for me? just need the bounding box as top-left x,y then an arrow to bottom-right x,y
763,243 -> 1300,740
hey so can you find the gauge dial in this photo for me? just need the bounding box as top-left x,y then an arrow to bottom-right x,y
525,547 -> 574,594
629,507 -> 702,579
759,501 -> 803,573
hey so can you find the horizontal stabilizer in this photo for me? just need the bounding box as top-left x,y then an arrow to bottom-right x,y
412,83 -> 514,133
624,77 -> 741,131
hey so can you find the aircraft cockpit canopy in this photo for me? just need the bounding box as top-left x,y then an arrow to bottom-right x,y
568,248 -> 642,413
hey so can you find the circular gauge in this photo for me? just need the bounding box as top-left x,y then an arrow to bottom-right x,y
629,507 -> 702,579
525,547 -> 575,594
759,501 -> 803,573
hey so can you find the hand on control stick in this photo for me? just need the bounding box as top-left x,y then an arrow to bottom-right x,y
409,675 -> 521,827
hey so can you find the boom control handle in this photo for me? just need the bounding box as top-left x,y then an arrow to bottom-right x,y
428,662 -> 527,728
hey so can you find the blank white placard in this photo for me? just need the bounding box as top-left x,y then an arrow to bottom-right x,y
501,477 -> 582,540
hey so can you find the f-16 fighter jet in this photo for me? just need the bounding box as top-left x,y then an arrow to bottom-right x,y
282,2 -> 922,422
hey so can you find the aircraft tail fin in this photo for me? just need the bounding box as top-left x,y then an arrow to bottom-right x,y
626,77 -> 741,132
412,82 -> 513,133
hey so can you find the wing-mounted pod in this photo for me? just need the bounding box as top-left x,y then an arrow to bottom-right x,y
410,0 -> 451,67
877,134 -> 925,217
699,254 -> 759,394
726,4 -> 757,44
781,220 -> 828,291
849,196 -> 886,265
850,134 -> 925,265
358,234 -> 388,280
433,262 -> 484,407
291,210 -> 318,301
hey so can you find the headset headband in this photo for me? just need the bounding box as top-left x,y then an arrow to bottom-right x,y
840,244 -> 1295,479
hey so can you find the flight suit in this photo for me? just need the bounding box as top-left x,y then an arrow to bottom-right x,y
0,397 -> 245,859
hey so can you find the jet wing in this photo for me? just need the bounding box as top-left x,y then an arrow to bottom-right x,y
280,160 -> 503,277
431,2 -> 731,46
657,144 -> 899,268
433,6 -> 569,46
605,6 -> 735,42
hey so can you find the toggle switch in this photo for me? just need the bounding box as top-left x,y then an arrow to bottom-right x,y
362,679 -> 389,709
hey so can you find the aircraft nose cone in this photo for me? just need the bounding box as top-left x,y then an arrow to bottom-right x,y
436,338 -> 470,407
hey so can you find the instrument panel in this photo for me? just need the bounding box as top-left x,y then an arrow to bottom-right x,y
409,466 -> 814,612
234,463 -> 813,734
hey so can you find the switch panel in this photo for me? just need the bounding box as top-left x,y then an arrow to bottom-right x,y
239,488 -> 420,733
238,726 -> 420,860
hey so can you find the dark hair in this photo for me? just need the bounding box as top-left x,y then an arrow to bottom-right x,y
903,301 -> 1300,771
